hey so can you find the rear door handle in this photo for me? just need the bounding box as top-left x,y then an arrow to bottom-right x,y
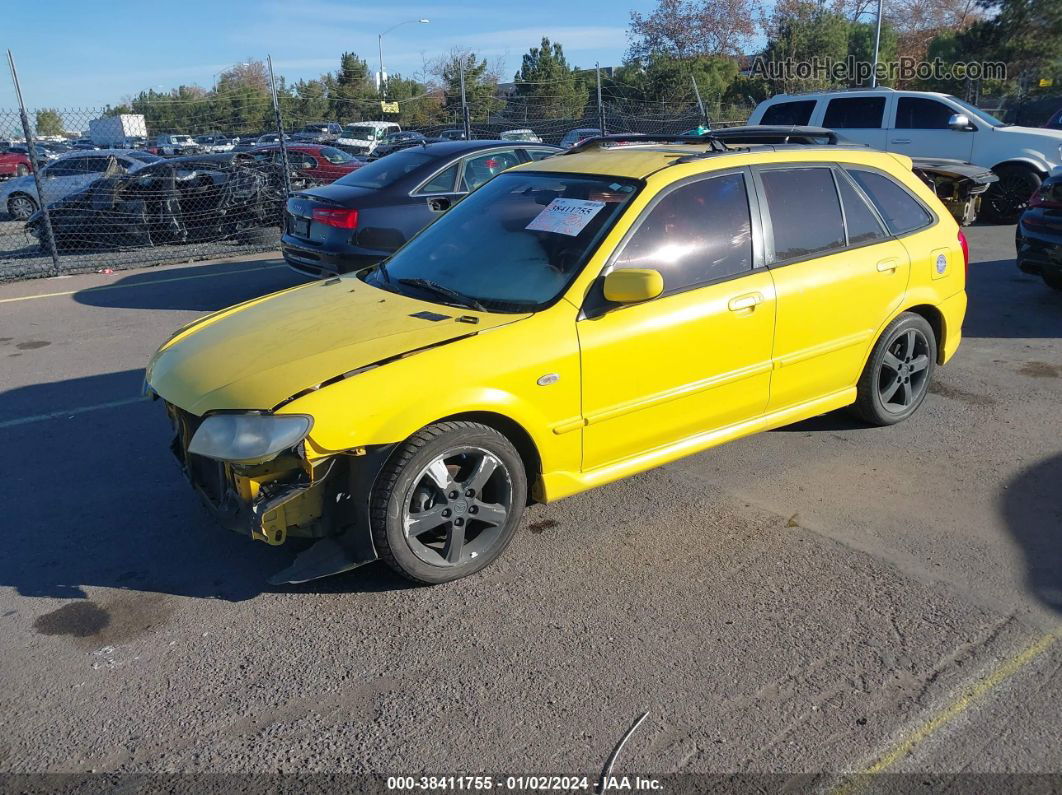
890,138 -> 911,144
876,259 -> 899,272
728,292 -> 764,312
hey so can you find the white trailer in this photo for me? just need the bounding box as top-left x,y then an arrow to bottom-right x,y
88,114 -> 148,147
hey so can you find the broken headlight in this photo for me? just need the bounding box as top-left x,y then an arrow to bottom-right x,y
188,413 -> 313,464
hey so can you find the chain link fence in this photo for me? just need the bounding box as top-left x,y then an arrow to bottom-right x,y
0,56 -> 755,283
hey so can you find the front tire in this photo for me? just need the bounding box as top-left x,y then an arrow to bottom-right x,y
8,193 -> 38,221
983,165 -> 1041,223
370,421 -> 527,584
852,313 -> 937,426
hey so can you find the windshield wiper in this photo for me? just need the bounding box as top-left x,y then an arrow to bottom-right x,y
397,278 -> 486,312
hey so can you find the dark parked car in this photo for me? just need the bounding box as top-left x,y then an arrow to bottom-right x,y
293,122 -> 343,143
439,129 -> 469,141
367,131 -> 437,160
25,152 -> 301,251
1044,108 -> 1062,131
282,140 -> 560,277
1016,169 -> 1062,290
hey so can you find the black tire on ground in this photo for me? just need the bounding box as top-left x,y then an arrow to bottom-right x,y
852,312 -> 938,426
982,165 -> 1041,223
370,421 -> 527,585
7,193 -> 38,221
1043,270 -> 1062,291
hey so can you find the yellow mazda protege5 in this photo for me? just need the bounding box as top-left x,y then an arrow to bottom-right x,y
146,133 -> 968,585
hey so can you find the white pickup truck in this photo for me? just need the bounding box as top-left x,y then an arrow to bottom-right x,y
749,88 -> 1062,221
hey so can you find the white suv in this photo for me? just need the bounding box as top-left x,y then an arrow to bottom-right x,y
749,88 -> 1062,221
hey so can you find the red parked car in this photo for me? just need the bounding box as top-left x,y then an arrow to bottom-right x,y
0,151 -> 33,179
251,143 -> 364,184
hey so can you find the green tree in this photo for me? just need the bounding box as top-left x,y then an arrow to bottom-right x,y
848,21 -> 898,86
332,52 -> 375,122
34,109 -> 65,136
513,38 -> 589,119
431,49 -> 503,123
606,55 -> 739,119
760,0 -> 851,94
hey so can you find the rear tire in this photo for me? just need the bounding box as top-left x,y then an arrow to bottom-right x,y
852,313 -> 937,426
8,193 -> 37,221
1043,270 -> 1062,291
370,421 -> 527,585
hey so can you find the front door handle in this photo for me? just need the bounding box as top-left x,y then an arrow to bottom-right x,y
890,138 -> 911,144
728,292 -> 764,312
876,259 -> 899,272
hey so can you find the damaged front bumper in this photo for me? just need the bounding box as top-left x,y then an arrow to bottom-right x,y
165,402 -> 388,583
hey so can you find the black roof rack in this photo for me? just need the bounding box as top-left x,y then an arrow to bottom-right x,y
564,134 -> 729,155
709,125 -> 861,146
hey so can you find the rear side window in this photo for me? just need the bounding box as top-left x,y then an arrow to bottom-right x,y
895,97 -> 954,130
823,97 -> 886,129
760,100 -> 816,126
613,172 -> 752,293
847,169 -> 932,234
417,163 -> 459,194
836,173 -> 888,245
460,150 -> 521,191
760,167 -> 845,262
335,149 -> 436,189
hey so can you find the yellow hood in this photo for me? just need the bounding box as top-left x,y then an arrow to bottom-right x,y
147,277 -> 526,415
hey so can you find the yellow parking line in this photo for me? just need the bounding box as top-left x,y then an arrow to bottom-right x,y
0,395 -> 149,429
833,630 -> 1060,794
0,263 -> 286,304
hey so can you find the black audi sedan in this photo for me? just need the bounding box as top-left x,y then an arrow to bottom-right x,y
281,140 -> 559,277
1016,169 -> 1062,291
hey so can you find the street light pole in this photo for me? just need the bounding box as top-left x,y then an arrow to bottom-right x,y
871,0 -> 883,88
377,18 -> 429,98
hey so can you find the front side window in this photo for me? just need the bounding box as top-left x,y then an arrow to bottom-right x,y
895,97 -> 955,129
612,173 -> 752,293
365,173 -> 638,312
760,100 -> 816,126
760,167 -> 845,262
823,97 -> 886,129
318,146 -> 354,164
847,168 -> 932,234
459,150 -> 521,191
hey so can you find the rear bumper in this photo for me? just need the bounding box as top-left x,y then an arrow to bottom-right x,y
1015,223 -> 1062,276
280,233 -> 384,278
939,289 -> 966,365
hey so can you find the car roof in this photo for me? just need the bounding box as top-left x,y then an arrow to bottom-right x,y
52,148 -> 152,160
402,140 -> 557,156
518,137 -> 904,181
766,87 -> 950,100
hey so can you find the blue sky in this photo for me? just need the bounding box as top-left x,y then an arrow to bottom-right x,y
1,0 -> 661,110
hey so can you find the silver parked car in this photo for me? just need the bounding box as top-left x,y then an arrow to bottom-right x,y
0,149 -> 162,221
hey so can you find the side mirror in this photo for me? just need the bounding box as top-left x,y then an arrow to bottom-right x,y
427,196 -> 452,213
948,113 -> 972,131
603,268 -> 664,303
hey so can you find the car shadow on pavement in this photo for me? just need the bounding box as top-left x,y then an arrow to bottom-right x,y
0,368 -> 413,603
965,258 -> 1062,339
71,258 -> 312,313
770,410 -> 868,433
1002,453 -> 1062,615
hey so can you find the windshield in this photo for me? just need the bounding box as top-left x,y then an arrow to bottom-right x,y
334,148 -> 435,188
173,136 -> 193,144
318,146 -> 354,164
945,96 -> 1006,127
345,125 -> 382,141
364,172 -> 639,312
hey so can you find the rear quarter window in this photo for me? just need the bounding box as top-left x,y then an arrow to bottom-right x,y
760,100 -> 817,126
760,167 -> 846,262
847,168 -> 933,235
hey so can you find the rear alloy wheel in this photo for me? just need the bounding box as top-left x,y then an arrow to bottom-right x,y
371,421 -> 526,584
983,165 -> 1041,223
853,313 -> 937,426
8,193 -> 38,221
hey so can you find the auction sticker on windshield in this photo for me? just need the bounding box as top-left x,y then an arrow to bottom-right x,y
526,198 -> 606,236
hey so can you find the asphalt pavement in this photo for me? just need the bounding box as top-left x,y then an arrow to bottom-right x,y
0,226 -> 1059,787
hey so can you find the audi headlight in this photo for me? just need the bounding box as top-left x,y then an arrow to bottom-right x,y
188,413 -> 313,464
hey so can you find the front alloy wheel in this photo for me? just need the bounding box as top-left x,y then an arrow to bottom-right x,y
371,421 -> 526,584
8,194 -> 37,221
853,312 -> 937,426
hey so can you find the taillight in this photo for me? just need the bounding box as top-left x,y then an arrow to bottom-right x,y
958,229 -> 969,277
312,207 -> 358,229
1027,188 -> 1062,209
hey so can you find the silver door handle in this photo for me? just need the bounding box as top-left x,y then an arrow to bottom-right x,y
877,259 -> 899,272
